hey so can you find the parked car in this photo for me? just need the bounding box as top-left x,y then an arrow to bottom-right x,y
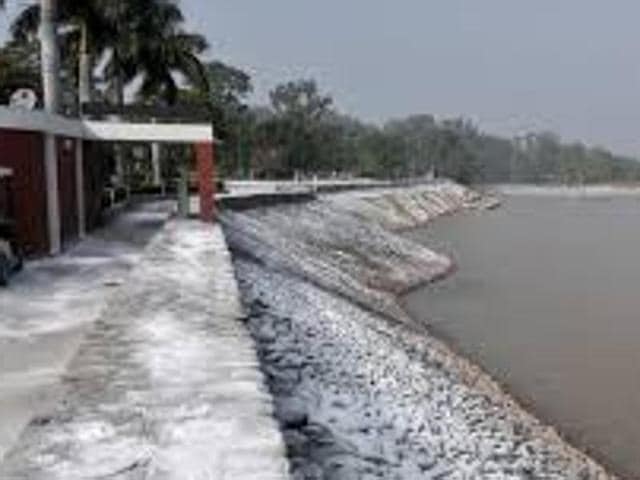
0,167 -> 23,286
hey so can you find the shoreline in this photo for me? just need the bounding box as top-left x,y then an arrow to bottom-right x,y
397,266 -> 620,478
398,198 -> 627,478
395,206 -> 620,478
223,185 -> 615,479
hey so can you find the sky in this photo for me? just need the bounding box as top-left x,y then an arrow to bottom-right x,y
2,1 -> 640,156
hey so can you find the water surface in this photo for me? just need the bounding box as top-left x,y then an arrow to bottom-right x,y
404,194 -> 640,477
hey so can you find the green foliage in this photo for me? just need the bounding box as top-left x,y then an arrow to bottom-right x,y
0,41 -> 40,104
266,79 -> 333,175
177,60 -> 254,176
236,84 -> 640,184
1,0 -> 208,109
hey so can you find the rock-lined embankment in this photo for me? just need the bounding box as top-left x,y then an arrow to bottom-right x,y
222,184 -> 613,479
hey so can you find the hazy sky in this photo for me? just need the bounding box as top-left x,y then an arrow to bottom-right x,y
2,1 -> 640,156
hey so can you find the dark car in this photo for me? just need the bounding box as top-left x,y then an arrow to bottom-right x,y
0,167 -> 23,286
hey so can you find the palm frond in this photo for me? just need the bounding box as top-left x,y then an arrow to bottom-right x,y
11,4 -> 40,42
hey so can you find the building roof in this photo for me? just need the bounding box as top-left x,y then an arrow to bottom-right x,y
0,107 -> 217,144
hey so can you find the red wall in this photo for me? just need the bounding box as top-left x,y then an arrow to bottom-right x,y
57,137 -> 78,245
0,129 -> 49,255
82,141 -> 109,231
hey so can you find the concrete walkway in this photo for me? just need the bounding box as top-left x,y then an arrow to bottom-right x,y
0,202 -> 171,461
0,220 -> 289,479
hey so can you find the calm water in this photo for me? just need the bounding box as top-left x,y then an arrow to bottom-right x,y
404,194 -> 640,478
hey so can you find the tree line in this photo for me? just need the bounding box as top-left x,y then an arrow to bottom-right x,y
1,1 -> 640,185
205,76 -> 640,185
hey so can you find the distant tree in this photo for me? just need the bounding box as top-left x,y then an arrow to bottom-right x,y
268,79 -> 334,175
271,79 -> 332,118
177,61 -> 253,176
386,114 -> 437,176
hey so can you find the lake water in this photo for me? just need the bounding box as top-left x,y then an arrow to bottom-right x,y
404,194 -> 640,478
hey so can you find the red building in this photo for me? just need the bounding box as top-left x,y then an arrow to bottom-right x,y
0,108 -> 216,256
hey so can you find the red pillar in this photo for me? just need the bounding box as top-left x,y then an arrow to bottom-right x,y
195,141 -> 216,222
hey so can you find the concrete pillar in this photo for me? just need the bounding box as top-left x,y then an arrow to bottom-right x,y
195,141 -> 216,222
44,134 -> 61,254
40,0 -> 61,254
75,140 -> 86,238
151,118 -> 162,188
151,142 -> 162,186
114,146 -> 125,185
176,160 -> 190,218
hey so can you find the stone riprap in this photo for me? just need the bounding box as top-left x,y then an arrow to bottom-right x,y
223,184 -> 477,325
223,185 -> 613,479
0,221 -> 289,480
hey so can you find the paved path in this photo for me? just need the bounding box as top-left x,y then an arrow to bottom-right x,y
0,202 -> 171,461
0,220 -> 289,479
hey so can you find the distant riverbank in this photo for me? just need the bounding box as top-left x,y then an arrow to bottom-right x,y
497,183 -> 640,197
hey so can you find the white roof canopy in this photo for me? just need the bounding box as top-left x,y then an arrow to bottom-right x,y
84,121 -> 214,143
0,107 -> 215,144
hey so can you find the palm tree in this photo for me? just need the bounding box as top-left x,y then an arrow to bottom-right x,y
102,0 -> 208,200
0,41 -> 40,104
1,0 -> 60,112
39,0 -> 59,113
131,0 -> 208,212
11,1 -> 115,109
9,0 -> 208,110
107,0 -> 208,107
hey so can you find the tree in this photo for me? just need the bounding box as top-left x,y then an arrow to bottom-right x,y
119,0 -> 208,106
1,0 -> 61,112
386,114 -> 438,177
10,1 -> 113,108
8,0 -> 208,110
36,0 -> 59,113
0,40 -> 40,104
176,60 -> 254,176
203,61 -> 253,176
268,79 -> 333,175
